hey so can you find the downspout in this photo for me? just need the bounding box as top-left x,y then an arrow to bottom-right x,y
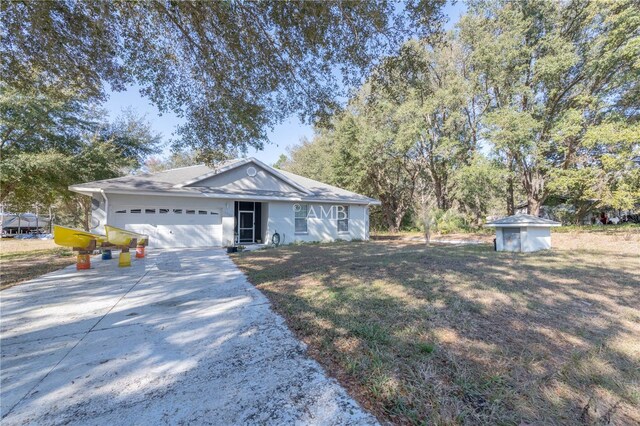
100,190 -> 109,229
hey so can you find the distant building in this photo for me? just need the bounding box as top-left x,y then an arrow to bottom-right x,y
1,213 -> 51,236
515,195 -> 639,225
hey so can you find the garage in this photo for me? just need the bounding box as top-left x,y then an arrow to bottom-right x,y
104,195 -> 225,248
114,206 -> 223,248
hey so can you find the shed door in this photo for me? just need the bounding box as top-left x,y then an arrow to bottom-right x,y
502,228 -> 521,251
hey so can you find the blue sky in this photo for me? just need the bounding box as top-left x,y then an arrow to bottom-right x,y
103,1 -> 466,166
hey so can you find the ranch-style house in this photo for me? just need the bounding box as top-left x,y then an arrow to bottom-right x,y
69,158 -> 380,248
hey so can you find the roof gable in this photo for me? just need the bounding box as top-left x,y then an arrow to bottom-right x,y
185,161 -> 305,195
178,158 -> 311,195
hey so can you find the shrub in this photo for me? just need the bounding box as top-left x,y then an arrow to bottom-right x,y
429,209 -> 470,235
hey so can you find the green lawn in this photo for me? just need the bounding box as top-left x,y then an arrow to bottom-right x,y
233,236 -> 640,425
0,246 -> 74,290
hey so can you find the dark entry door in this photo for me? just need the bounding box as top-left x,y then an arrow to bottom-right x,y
238,211 -> 254,243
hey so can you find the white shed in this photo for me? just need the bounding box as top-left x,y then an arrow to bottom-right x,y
485,214 -> 561,252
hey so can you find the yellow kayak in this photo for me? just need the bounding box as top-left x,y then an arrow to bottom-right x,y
53,225 -> 105,249
104,225 -> 148,246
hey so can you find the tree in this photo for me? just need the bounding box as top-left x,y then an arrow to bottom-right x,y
280,132 -> 337,186
0,80 -> 96,157
333,90 -> 420,232
272,154 -> 288,170
2,0 -> 447,158
144,150 -> 201,174
99,109 -> 163,172
0,81 -> 161,228
452,154 -> 506,225
0,151 -> 71,208
548,119 -> 640,223
460,0 -> 640,215
373,37 -> 479,210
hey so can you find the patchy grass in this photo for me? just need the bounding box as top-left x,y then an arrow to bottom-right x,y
233,233 -> 640,425
0,238 -> 58,253
554,223 -> 640,234
1,240 -> 74,290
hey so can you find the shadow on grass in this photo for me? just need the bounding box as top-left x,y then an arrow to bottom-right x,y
234,241 -> 640,425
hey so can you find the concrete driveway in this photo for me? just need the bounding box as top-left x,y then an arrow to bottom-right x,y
1,249 -> 376,425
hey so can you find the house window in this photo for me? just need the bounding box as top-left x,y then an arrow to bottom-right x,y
173,209 -> 183,214
159,209 -> 169,214
295,204 -> 308,234
115,209 -> 126,214
186,209 -> 195,215
337,205 -> 349,233
198,210 -> 207,215
130,209 -> 141,214
145,208 -> 156,214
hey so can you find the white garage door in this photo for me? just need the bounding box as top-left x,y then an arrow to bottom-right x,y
112,207 -> 223,248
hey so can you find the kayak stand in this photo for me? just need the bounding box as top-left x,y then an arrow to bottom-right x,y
53,224 -> 149,270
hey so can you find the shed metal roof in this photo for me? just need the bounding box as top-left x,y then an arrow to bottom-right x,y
485,214 -> 561,228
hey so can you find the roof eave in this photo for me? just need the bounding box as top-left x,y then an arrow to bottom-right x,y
71,187 -> 379,204
68,186 -> 100,196
485,223 -> 562,228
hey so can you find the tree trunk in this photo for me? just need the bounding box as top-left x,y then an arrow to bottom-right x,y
394,214 -> 403,233
505,156 -> 517,215
574,202 -> 593,225
434,179 -> 447,210
82,198 -> 90,231
527,197 -> 543,216
506,176 -> 515,215
522,165 -> 546,217
382,202 -> 399,233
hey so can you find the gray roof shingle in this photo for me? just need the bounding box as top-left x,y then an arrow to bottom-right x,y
70,158 -> 379,205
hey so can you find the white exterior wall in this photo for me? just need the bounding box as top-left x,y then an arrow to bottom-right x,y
98,194 -> 233,248
495,228 -> 504,251
523,226 -> 552,252
266,201 -> 368,245
93,195 -> 372,248
494,226 -> 552,252
261,203 -> 270,243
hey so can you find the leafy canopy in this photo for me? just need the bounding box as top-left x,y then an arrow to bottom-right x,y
2,0 -> 446,157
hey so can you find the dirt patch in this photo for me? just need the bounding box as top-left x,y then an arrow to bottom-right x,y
233,232 -> 640,425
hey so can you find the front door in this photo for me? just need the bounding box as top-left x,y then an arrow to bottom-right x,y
238,211 -> 254,243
